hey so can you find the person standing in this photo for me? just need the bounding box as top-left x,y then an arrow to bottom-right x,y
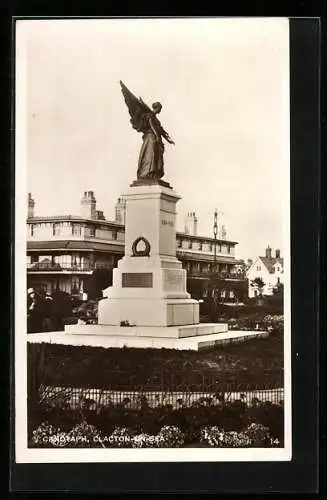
27,288 -> 41,333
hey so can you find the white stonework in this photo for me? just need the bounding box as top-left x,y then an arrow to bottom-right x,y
59,181 -> 244,349
29,330 -> 268,351
65,322 -> 228,338
97,183 -> 199,327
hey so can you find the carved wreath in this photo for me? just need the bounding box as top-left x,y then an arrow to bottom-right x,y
132,237 -> 151,257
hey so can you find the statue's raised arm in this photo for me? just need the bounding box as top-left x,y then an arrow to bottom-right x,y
120,81 -> 175,181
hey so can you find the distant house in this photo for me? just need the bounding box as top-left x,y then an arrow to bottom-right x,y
246,246 -> 284,297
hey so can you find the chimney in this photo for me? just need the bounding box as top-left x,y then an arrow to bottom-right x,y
27,193 -> 35,218
81,191 -> 96,219
265,245 -> 272,259
96,210 -> 105,220
184,211 -> 198,236
275,249 -> 281,259
115,196 -> 126,225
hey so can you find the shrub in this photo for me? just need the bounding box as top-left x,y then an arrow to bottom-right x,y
30,417 -> 282,449
243,422 -> 271,446
157,425 -> 185,448
200,423 -> 273,448
30,420 -> 104,448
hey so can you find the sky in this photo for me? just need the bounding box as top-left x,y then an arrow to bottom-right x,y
17,17 -> 290,261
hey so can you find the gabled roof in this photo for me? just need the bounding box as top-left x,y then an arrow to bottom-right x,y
259,256 -> 284,273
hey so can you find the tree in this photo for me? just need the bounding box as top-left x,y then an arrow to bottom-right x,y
250,277 -> 265,297
273,282 -> 284,295
88,268 -> 113,300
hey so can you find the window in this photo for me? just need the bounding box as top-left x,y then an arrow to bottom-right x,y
209,242 -> 213,252
53,254 -> 72,267
177,238 -> 182,248
30,224 -> 34,236
221,290 -> 226,298
112,229 -> 117,240
218,244 -> 222,252
256,265 -> 261,271
72,224 -> 82,236
227,246 -> 231,254
277,277 -> 280,285
199,241 -> 203,251
59,280 -> 71,294
188,240 -> 192,249
275,266 -> 280,272
52,223 -> 61,236
71,276 -> 80,294
229,290 -> 234,298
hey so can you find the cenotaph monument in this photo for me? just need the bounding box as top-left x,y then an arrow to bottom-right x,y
59,82 -> 262,348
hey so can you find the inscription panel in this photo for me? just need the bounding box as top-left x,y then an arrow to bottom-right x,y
163,269 -> 184,291
122,272 -> 153,288
161,219 -> 174,227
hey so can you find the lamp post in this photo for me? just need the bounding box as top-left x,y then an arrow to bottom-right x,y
213,208 -> 218,274
208,209 -> 219,321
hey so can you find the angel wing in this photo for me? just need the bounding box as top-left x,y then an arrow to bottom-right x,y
120,81 -> 152,132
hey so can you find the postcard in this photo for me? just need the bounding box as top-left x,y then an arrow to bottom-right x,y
14,17 -> 291,465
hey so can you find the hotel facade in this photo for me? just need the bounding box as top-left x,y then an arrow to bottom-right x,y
27,192 -> 248,303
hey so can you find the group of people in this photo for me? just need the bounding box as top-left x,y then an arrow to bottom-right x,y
27,287 -> 73,333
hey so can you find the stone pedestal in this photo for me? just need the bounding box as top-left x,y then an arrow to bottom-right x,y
59,179 -> 236,350
98,182 -> 199,327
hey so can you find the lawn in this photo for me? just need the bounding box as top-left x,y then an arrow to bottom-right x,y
28,332 -> 283,391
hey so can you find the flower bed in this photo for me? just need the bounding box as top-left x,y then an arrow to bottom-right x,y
227,314 -> 284,333
28,399 -> 284,447
29,420 -> 281,449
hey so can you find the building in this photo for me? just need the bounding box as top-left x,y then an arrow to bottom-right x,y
246,246 -> 284,297
27,192 -> 247,303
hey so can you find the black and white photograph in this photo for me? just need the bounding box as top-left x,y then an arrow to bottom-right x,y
15,17 -> 291,462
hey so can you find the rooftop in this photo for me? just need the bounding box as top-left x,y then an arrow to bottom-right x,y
259,256 -> 284,273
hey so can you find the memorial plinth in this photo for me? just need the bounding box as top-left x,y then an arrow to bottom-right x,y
58,179 -> 231,349
98,182 -> 199,327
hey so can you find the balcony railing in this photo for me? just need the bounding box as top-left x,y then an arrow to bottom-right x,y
187,271 -> 247,280
27,263 -> 112,272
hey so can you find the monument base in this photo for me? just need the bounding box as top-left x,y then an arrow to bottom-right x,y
64,322 -> 228,338
98,297 -> 199,327
28,327 -> 269,351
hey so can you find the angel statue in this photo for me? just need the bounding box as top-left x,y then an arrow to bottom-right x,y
120,81 -> 175,181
